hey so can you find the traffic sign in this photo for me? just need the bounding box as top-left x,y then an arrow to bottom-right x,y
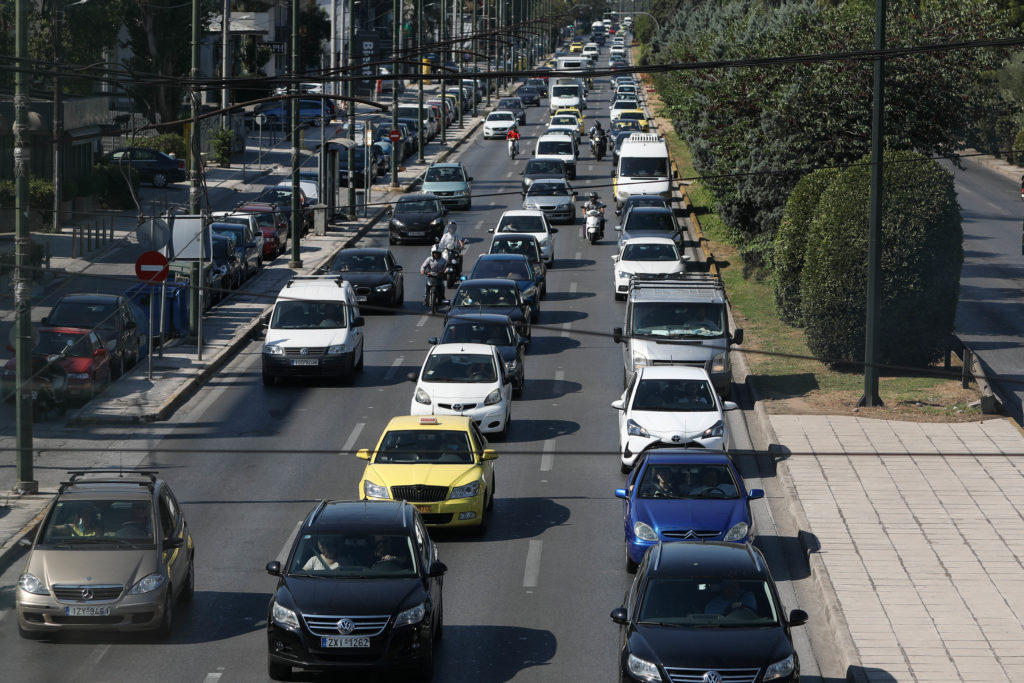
136,218 -> 169,251
388,129 -> 401,142
135,251 -> 169,283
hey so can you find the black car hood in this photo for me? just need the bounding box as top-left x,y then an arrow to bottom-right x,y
393,212 -> 443,229
450,305 -> 523,321
630,623 -> 793,670
282,575 -> 424,615
340,272 -> 393,288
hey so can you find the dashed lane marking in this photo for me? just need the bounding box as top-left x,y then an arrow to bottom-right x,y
523,540 -> 543,588
340,422 -> 366,456
384,357 -> 405,381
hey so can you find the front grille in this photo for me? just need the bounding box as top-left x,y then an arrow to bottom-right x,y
354,286 -> 372,296
421,513 -> 454,525
651,360 -> 704,367
52,585 -> 123,602
438,402 -> 478,410
302,613 -> 390,637
285,347 -> 326,356
391,485 -> 449,502
434,191 -> 454,197
661,529 -> 721,540
665,668 -> 760,683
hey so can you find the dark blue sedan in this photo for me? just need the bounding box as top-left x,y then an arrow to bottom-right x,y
467,254 -> 541,323
614,450 -> 764,573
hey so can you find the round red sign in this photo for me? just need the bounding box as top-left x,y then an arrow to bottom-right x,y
388,129 -> 401,142
135,250 -> 169,283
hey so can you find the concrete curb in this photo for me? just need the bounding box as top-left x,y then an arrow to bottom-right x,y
0,498 -> 52,574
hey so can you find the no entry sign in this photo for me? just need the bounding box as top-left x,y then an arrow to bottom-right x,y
136,250 -> 169,283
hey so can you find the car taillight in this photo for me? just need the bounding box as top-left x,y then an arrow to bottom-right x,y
176,160 -> 185,170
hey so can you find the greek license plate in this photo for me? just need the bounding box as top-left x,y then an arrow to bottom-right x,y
415,505 -> 432,513
66,606 -> 110,616
322,636 -> 369,648
291,359 -> 318,366
356,295 -> 367,302
409,231 -> 425,237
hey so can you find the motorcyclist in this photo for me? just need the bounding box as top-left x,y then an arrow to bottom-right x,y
505,127 -> 521,156
583,192 -> 606,239
589,121 -> 607,157
419,246 -> 447,307
437,220 -> 464,253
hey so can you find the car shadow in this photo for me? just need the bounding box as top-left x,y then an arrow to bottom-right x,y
536,310 -> 587,325
523,336 -> 581,355
518,378 -> 582,401
502,418 -> 580,443
554,258 -> 596,269
433,496 -> 572,543
542,291 -> 595,302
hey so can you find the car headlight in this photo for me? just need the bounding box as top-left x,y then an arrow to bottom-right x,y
631,352 -> 648,369
483,388 -> 502,406
272,600 -> 301,631
375,283 -> 393,292
414,387 -> 431,405
538,236 -> 550,247
711,350 -> 727,374
327,345 -> 345,355
764,654 -> 795,681
626,653 -> 662,682
430,218 -> 444,226
67,372 -> 90,380
18,573 -> 48,595
617,270 -> 633,280
723,521 -> 750,542
504,360 -> 518,373
264,344 -> 284,356
451,480 -> 481,499
524,202 -> 540,210
363,480 -> 389,499
394,602 -> 426,628
701,420 -> 725,439
633,521 -> 658,542
128,572 -> 166,594
626,419 -> 648,438
391,218 -> 405,228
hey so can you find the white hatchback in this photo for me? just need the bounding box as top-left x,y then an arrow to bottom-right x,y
611,237 -> 688,300
612,366 -> 738,472
489,209 -> 558,266
409,343 -> 513,439
483,110 -> 518,139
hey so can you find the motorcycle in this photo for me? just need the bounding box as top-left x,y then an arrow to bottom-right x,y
585,205 -> 605,244
507,137 -> 519,159
590,132 -> 606,161
424,268 -> 445,313
443,246 -> 463,289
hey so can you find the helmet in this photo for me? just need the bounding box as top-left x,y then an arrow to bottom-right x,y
431,244 -> 442,256
446,220 -> 457,232
594,121 -> 602,129
589,192 -> 598,200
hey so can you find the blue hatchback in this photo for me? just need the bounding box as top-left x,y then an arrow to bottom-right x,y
468,254 -> 541,323
614,450 -> 764,573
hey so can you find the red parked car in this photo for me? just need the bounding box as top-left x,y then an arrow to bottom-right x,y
2,327 -> 112,404
235,201 -> 289,259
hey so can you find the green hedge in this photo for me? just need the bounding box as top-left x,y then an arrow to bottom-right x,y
0,178 -> 55,212
93,164 -> 140,210
800,150 -> 962,369
131,133 -> 186,158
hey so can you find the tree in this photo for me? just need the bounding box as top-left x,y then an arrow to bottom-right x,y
799,150 -> 962,369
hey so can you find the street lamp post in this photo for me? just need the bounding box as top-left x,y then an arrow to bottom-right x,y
347,0 -> 357,219
52,0 -> 90,236
390,0 -> 400,188
417,0 -> 425,162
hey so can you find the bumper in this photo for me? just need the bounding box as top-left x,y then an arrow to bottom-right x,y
263,353 -> 354,380
621,434 -> 726,467
483,127 -> 512,139
390,223 -> 443,243
267,620 -> 433,674
410,400 -> 508,434
403,493 -> 486,528
531,205 -> 574,223
538,242 -> 554,264
17,587 -> 168,633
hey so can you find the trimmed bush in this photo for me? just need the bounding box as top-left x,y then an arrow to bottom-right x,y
92,164 -> 141,210
132,133 -> 186,158
771,168 -> 837,325
210,127 -> 234,166
800,150 -> 962,369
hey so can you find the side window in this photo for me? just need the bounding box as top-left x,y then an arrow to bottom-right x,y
158,489 -> 178,538
470,424 -> 486,451
414,519 -> 430,566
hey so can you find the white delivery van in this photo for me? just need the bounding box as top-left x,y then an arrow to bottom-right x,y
262,274 -> 365,385
612,133 -> 675,207
548,81 -> 585,113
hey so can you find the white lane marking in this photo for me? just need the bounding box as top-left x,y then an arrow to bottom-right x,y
202,675 -> 223,683
523,540 -> 543,588
384,356 -> 405,381
75,644 -> 111,679
574,251 -> 581,260
569,282 -> 578,294
276,520 -> 305,565
540,438 -> 556,472
505,171 -> 513,178
340,422 -> 366,455
416,315 -> 429,327
474,220 -> 484,231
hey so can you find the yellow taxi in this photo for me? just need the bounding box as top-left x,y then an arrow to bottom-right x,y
616,109 -> 650,132
569,42 -> 584,53
357,416 -> 498,532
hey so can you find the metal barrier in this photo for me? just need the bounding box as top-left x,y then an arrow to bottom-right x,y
70,217 -> 115,258
945,336 -> 1002,413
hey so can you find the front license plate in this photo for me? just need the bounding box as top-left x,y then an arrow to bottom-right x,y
322,636 -> 370,648
356,295 -> 367,302
66,606 -> 110,617
291,359 -> 318,366
409,231 -> 426,237
415,505 -> 432,513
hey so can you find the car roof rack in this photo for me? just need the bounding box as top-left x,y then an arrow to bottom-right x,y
60,470 -> 159,493
286,274 -> 344,287
627,272 -> 722,292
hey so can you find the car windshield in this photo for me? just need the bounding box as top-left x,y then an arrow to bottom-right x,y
397,199 -> 441,213
375,429 -> 474,463
216,216 -> 250,227
333,252 -> 387,272
47,302 -> 115,332
626,214 -> 677,234
270,301 -> 347,329
528,160 -> 562,174
497,215 -> 546,234
453,285 -> 518,308
425,167 -> 465,183
488,112 -> 514,121
631,378 -> 717,413
551,117 -> 577,127
472,259 -> 531,281
213,227 -> 243,245
621,243 -> 679,261
527,183 -> 570,198
441,321 -> 514,346
289,533 -> 417,578
422,352 -> 497,383
35,331 -> 91,357
613,101 -> 636,110
630,302 -> 726,338
621,158 -> 670,177
40,499 -> 155,545
638,578 -> 778,626
247,211 -> 277,228
636,463 -> 738,500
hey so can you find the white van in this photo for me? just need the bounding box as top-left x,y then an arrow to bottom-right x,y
534,132 -> 578,179
612,133 -> 675,207
556,56 -> 587,72
548,81 -> 584,113
262,275 -> 365,385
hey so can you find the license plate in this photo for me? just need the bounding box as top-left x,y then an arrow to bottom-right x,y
415,505 -> 432,513
356,295 -> 367,302
66,606 -> 110,617
322,636 -> 370,648
409,231 -> 425,237
291,359 -> 318,366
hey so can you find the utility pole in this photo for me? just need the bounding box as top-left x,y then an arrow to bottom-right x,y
289,0 -> 303,267
188,0 -> 202,339
52,2 -> 63,236
390,0 -> 401,188
347,0 -> 357,218
221,0 -> 230,130
417,0 -> 425,162
14,0 -> 37,494
456,0 -> 463,128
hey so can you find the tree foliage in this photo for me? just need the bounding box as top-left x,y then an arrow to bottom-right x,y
800,150 -> 962,369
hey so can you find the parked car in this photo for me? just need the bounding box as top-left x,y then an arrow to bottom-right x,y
42,293 -> 140,379
253,99 -> 333,128
387,193 -> 448,245
429,313 -> 526,396
265,500 -> 445,679
210,233 -> 243,295
2,326 -> 112,404
497,97 -> 528,125
338,146 -> 383,188
209,212 -> 265,273
329,248 -> 405,309
421,162 -> 473,210
101,148 -> 187,188
235,201 -> 289,259
16,470 -> 194,637
468,254 -> 541,323
255,185 -> 313,235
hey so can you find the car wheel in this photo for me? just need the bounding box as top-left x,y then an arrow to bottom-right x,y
258,255 -> 264,270
262,372 -> 276,387
389,234 -> 398,245
180,556 -> 195,602
615,292 -> 625,301
157,589 -> 174,635
513,380 -> 523,399
487,477 -> 496,510
626,550 -> 638,574
152,172 -> 168,189
356,346 -> 364,371
268,657 -> 291,681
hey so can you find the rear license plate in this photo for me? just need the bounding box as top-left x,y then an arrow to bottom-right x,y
356,295 -> 367,302
291,359 -> 318,366
415,505 -> 432,513
322,636 -> 370,648
66,606 -> 110,616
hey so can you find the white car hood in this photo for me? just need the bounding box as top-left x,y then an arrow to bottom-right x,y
628,408 -> 721,440
420,381 -> 499,402
616,261 -> 684,277
265,328 -> 351,349
631,337 -> 727,364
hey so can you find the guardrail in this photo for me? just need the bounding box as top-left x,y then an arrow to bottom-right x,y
945,336 -> 1002,414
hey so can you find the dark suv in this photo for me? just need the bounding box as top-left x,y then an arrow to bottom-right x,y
610,542 -> 807,682
265,500 -> 446,680
42,293 -> 140,379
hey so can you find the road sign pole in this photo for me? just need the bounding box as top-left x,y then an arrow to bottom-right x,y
148,292 -> 154,380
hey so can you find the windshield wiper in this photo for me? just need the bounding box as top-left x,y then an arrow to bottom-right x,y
58,537 -> 137,547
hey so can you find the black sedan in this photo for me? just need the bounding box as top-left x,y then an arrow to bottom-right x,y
265,500 -> 446,681
329,248 -> 405,309
497,97 -> 527,125
429,313 -> 527,396
516,85 -> 543,106
101,148 -> 187,188
611,542 -> 807,683
447,279 -> 532,340
387,193 -> 448,245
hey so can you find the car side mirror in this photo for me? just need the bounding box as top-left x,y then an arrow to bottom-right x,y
406,371 -> 418,382
748,488 -> 765,501
614,488 -> 627,499
356,448 -> 371,460
788,609 -> 809,627
731,328 -> 744,345
351,316 -> 365,328
550,228 -> 559,234
266,560 -> 282,576
612,327 -> 624,344
427,560 -> 448,578
41,316 -> 49,325
610,607 -> 628,625
481,448 -> 499,461
615,225 -> 622,231
18,537 -> 32,548
427,337 -> 439,345
611,399 -> 624,410
162,537 -> 184,550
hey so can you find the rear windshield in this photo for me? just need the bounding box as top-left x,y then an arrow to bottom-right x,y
441,321 -> 514,346
621,243 -> 678,261
453,284 -> 519,307
473,259 -> 531,281
538,140 -> 574,156
496,215 -> 546,234
620,157 -> 670,177
47,302 -> 116,332
528,160 -> 563,174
